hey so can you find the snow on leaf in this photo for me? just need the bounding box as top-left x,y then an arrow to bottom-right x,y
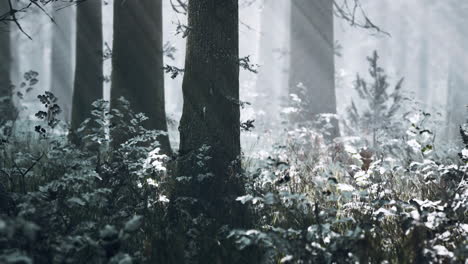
373,208 -> 395,217
337,183 -> 355,192
124,215 -> 143,232
290,93 -> 302,103
158,195 -> 169,203
4,253 -> 32,264
281,107 -> 298,114
146,178 -> 158,187
459,223 -> 468,233
407,139 -> 421,152
432,245 -> 454,258
280,255 -> 294,263
263,192 -> 275,205
236,195 -> 254,204
462,148 -> 468,159
68,197 -> 86,206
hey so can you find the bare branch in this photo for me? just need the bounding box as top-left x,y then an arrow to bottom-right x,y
6,0 -> 32,40
0,0 -> 84,39
333,0 -> 390,36
170,0 -> 187,15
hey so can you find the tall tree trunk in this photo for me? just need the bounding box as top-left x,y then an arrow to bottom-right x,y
447,57 -> 468,140
289,0 -> 339,138
110,0 -> 171,154
50,4 -> 75,124
445,2 -> 468,140
418,4 -> 430,107
0,1 -> 15,130
394,1 -> 408,78
255,0 -> 288,127
168,1 -> 250,262
177,0 -> 241,198
377,0 -> 391,71
446,64 -> 468,139
70,0 -> 103,144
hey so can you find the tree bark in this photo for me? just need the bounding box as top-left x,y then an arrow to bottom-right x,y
110,0 -> 171,154
0,0 -> 14,129
70,0 -> 103,144
289,0 -> 339,138
177,0 -> 241,194
50,4 -> 75,124
168,1 -> 250,262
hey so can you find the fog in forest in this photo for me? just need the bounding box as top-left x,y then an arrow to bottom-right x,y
8,0 -> 467,148
1,0 -> 467,263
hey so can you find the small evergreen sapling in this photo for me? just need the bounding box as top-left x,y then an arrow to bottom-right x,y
346,51 -> 404,149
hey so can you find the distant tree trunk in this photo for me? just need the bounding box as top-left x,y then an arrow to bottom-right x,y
51,4 -> 75,124
0,1 -> 15,130
446,2 -> 468,140
289,0 -> 339,138
70,0 -> 103,144
110,0 -> 171,154
255,0 -> 288,126
447,59 -> 468,140
377,0 -> 391,71
418,4 -> 430,107
168,0 -> 249,262
419,39 -> 429,105
394,2 -> 408,78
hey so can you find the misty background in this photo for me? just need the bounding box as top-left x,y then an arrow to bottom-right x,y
7,0 -> 468,148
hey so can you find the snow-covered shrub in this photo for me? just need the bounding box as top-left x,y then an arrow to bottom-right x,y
0,96 -> 170,263
230,55 -> 468,263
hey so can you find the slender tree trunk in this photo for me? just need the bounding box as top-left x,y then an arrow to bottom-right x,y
0,1 -> 15,130
70,0 -> 103,144
289,0 -> 339,138
50,4 -> 75,124
110,0 -> 171,154
168,1 -> 250,262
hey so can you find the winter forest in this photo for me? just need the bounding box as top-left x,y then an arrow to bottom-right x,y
0,0 -> 467,263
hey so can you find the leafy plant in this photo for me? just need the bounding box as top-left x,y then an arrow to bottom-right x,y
346,51 -> 404,148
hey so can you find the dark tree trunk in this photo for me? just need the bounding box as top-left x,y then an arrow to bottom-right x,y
110,0 -> 171,154
168,1 -> 250,263
51,4 -> 75,124
289,0 -> 339,138
70,0 -> 103,144
0,0 -> 14,129
177,0 -> 241,197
